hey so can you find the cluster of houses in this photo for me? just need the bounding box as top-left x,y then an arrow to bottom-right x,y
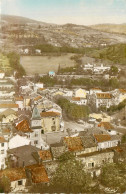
0,70 -> 125,192
39,87 -> 126,110
83,63 -> 111,74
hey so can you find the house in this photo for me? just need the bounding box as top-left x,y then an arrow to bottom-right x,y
70,97 -> 87,105
0,167 -> 26,192
94,134 -> 121,150
7,145 -> 41,168
98,122 -> 117,135
15,96 -> 24,109
0,108 -> 17,123
41,111 -> 61,132
0,136 -> 8,169
0,128 -> 12,141
80,134 -> 98,155
0,104 -> 19,113
96,93 -> 112,108
33,96 -> 42,104
90,88 -> 102,95
50,142 -> 66,160
49,71 -> 55,77
9,135 -> 31,149
74,88 -> 87,98
0,70 -> 5,79
77,149 -> 114,177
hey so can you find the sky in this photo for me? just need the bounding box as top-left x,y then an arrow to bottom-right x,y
0,0 -> 126,25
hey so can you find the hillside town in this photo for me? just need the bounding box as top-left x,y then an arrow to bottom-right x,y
0,63 -> 126,192
0,3 -> 126,192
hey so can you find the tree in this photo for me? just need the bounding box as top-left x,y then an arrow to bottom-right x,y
51,156 -> 92,193
0,175 -> 11,193
100,163 -> 126,193
110,65 -> 118,76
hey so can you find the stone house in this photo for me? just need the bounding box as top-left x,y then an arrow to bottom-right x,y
77,149 -> 114,177
50,142 -> 66,160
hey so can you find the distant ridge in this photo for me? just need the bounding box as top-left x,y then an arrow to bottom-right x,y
0,14 -> 51,25
90,23 -> 126,35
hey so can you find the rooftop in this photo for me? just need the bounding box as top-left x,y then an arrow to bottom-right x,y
38,150 -> 52,161
71,97 -> 80,101
0,104 -> 19,108
41,111 -> 60,117
94,134 -> 111,143
16,120 -> 32,133
0,136 -> 7,143
64,137 -> 84,152
96,93 -> 112,99
15,96 -> 24,101
98,122 -> 114,130
0,167 -> 26,182
26,164 -> 49,183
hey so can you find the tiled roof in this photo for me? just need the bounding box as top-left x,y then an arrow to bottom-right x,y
0,104 -> 19,108
71,97 -> 80,101
96,93 -> 112,99
80,135 -> 97,148
15,96 -> 24,101
38,150 -> 52,161
0,168 -> 26,182
94,134 -> 111,143
0,136 -> 7,143
17,120 -> 32,133
34,96 -> 42,101
119,89 -> 126,94
41,111 -> 60,117
64,137 -> 84,152
38,88 -> 46,90
98,122 -> 114,130
26,164 -> 49,183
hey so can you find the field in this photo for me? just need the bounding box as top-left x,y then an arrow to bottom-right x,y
20,54 -> 76,75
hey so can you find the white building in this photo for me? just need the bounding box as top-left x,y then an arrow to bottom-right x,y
0,136 -> 8,169
15,96 -> 24,109
9,135 -> 31,149
94,134 -> 120,150
0,70 -> 5,79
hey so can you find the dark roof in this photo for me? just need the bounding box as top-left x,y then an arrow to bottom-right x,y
8,145 -> 41,167
80,135 -> 97,148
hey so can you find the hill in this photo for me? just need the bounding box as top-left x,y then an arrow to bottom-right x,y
90,24 -> 126,35
1,14 -> 48,25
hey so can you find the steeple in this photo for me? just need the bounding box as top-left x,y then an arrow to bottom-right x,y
32,105 -> 41,120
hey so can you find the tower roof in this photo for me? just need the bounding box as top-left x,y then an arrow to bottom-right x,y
32,106 -> 41,120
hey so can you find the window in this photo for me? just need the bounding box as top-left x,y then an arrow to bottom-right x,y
35,133 -> 38,137
52,118 -> 55,120
34,140 -> 38,145
88,162 -> 94,168
1,150 -> 4,154
18,180 -> 22,186
1,143 -> 4,147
